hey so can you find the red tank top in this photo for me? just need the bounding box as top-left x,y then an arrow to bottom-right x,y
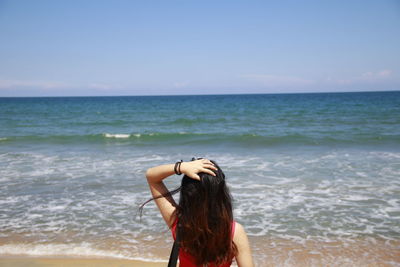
171,218 -> 236,267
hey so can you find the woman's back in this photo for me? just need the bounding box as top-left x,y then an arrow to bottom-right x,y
171,219 -> 236,267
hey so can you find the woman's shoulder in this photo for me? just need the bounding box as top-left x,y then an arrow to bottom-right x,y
232,222 -> 247,243
233,221 -> 244,233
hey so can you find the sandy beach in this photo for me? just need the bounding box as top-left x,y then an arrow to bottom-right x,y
0,256 -> 166,267
1,237 -> 399,266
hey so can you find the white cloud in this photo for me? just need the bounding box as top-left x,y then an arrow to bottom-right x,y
362,69 -> 392,78
0,79 -> 69,89
87,83 -> 123,90
172,81 -> 189,88
0,79 -> 123,91
241,74 -> 315,87
336,69 -> 394,85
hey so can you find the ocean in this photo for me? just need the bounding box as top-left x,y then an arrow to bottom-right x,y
0,91 -> 399,266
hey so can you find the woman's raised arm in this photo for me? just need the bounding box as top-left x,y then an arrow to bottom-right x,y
145,159 -> 217,227
145,163 -> 179,227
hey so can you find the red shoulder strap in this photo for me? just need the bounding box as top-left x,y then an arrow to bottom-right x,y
231,221 -> 236,238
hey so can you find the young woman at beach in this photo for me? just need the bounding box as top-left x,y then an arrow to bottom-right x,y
143,158 -> 254,267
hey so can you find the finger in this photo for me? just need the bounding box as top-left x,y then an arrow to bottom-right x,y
193,174 -> 201,180
205,167 -> 217,172
204,163 -> 218,170
201,168 -> 216,176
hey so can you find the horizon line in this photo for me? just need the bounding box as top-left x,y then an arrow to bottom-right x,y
0,89 -> 399,98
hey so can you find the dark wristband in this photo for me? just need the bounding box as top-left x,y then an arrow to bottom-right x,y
178,161 -> 182,175
174,160 -> 183,175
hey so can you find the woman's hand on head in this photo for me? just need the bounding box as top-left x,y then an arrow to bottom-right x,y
180,159 -> 218,180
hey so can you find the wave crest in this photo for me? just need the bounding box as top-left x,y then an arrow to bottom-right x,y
2,132 -> 399,147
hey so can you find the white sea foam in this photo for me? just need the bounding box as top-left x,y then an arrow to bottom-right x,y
1,148 -> 400,265
0,243 -> 167,262
103,133 -> 131,138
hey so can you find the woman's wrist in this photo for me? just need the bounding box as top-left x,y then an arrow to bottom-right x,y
179,161 -> 186,175
146,163 -> 177,183
174,160 -> 183,175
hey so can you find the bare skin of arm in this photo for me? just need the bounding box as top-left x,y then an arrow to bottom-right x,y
233,222 -> 255,267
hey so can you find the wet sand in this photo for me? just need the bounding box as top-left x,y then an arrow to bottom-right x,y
0,237 -> 399,266
251,237 -> 400,266
0,256 -> 166,267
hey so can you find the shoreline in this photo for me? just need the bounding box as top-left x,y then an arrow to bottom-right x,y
0,256 -> 166,267
1,237 -> 399,266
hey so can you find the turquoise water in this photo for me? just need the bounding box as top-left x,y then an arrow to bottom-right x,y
1,92 -> 399,147
1,91 -> 400,265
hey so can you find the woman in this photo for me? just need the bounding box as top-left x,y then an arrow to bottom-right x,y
143,158 -> 254,267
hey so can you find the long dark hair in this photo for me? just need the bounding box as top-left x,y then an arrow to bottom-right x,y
140,159 -> 237,265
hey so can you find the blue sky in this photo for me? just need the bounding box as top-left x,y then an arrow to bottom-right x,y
0,0 -> 399,96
